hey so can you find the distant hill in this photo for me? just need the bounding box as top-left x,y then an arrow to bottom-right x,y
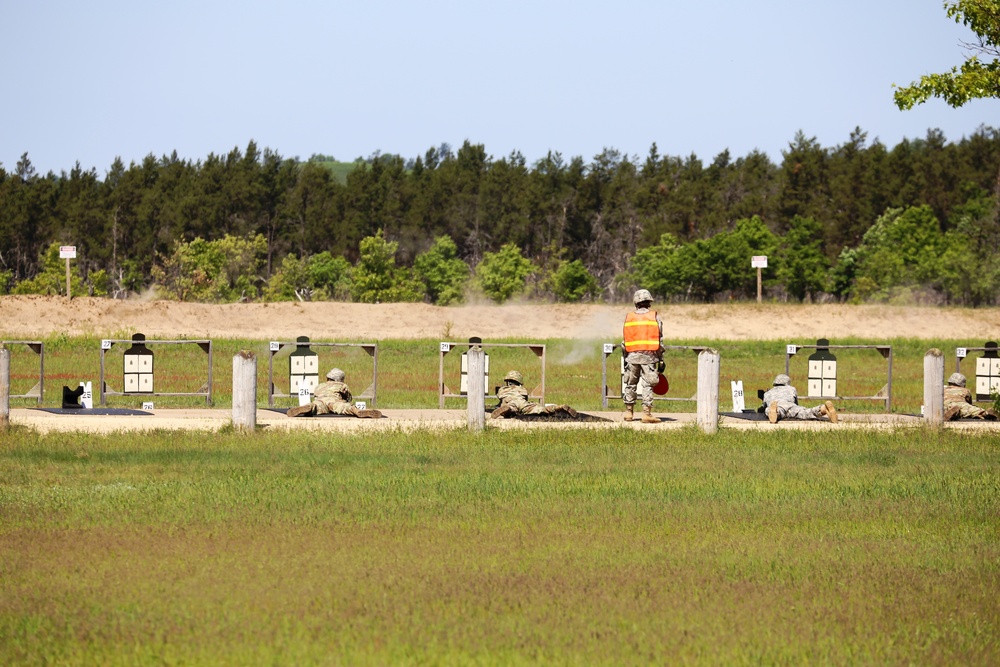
311,159 -> 363,184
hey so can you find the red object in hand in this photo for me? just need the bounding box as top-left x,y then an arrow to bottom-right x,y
653,373 -> 669,395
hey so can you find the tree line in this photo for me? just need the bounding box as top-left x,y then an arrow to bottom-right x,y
1,125 -> 999,305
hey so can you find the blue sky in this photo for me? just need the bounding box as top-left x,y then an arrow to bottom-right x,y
1,0 -> 996,175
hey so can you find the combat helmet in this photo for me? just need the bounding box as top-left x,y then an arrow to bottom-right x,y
327,367 -> 346,382
947,372 -> 966,387
773,374 -> 791,386
504,370 -> 524,385
633,288 -> 653,306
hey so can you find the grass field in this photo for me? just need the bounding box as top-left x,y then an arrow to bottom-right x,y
0,334 -> 984,414
1,426 -> 997,665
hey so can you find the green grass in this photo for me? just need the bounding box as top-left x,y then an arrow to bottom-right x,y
0,334 -> 985,414
0,427 -> 997,664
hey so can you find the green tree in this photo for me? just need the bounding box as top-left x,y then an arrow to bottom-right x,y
11,243 -> 88,296
413,236 -> 470,305
775,216 -> 830,301
351,230 -> 424,303
550,259 -> 598,302
475,243 -> 534,303
849,206 -> 948,301
151,234 -> 267,302
307,252 -> 353,301
894,1 -> 1000,109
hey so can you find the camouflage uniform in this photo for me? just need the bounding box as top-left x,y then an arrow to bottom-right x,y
623,300 -> 663,409
944,373 -> 990,419
491,370 -> 577,419
311,380 -> 355,415
763,375 -> 836,422
495,383 -> 551,415
287,367 -> 381,418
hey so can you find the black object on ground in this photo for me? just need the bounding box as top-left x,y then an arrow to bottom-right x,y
62,385 -> 85,409
32,408 -> 152,416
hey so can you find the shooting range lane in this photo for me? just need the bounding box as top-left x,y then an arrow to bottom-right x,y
8,407 -> 998,435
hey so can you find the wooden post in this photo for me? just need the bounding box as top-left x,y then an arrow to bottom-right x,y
466,346 -> 485,432
696,348 -> 720,434
756,267 -> 762,304
232,350 -> 257,433
65,257 -> 71,299
0,345 -> 9,431
923,348 -> 944,427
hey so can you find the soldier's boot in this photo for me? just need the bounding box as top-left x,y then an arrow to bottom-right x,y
491,404 -> 515,420
287,404 -> 314,418
984,409 -> 998,421
560,405 -> 578,419
943,406 -> 961,422
641,405 -> 659,424
623,404 -> 634,422
767,401 -> 779,424
822,401 -> 838,424
356,409 -> 382,419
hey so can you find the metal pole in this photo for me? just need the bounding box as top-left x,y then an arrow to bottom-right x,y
0,345 -> 10,431
923,348 -> 944,427
696,348 -> 720,434
232,350 -> 257,433
466,346 -> 485,431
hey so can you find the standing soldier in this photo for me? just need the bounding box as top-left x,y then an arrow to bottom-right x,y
944,373 -> 998,420
622,288 -> 663,423
287,368 -> 382,418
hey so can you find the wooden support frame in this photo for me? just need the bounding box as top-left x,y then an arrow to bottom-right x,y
601,343 -> 708,409
0,340 -> 44,404
267,341 -> 378,408
438,342 -> 545,409
100,338 -> 213,406
785,342 -> 893,412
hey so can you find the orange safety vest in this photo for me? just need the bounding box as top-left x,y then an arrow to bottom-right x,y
623,311 -> 660,353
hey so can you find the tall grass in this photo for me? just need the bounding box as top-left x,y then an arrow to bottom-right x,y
2,334 -> 985,414
0,427 -> 997,664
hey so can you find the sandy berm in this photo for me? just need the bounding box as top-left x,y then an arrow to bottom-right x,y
2,295 -> 999,341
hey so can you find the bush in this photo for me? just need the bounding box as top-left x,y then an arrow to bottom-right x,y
551,259 -> 598,302
413,236 -> 469,305
475,244 -> 534,303
151,234 -> 267,302
351,230 -> 424,303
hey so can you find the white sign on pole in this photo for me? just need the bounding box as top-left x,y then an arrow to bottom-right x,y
79,381 -> 93,409
142,401 -> 155,411
731,380 -> 745,413
956,347 -> 967,359
751,255 -> 767,268
60,246 -> 77,259
297,385 -> 312,406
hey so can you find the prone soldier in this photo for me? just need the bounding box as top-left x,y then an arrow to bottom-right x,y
763,374 -> 838,424
287,368 -> 383,418
491,370 -> 578,419
944,372 -> 998,421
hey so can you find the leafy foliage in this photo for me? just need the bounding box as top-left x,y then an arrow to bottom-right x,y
550,259 -> 598,302
894,1 -> 1000,109
11,243 -> 86,296
151,234 -> 267,302
413,236 -> 470,305
351,230 -> 424,304
475,243 -> 535,303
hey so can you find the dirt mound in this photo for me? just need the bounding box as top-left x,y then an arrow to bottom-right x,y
2,295 -> 999,341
